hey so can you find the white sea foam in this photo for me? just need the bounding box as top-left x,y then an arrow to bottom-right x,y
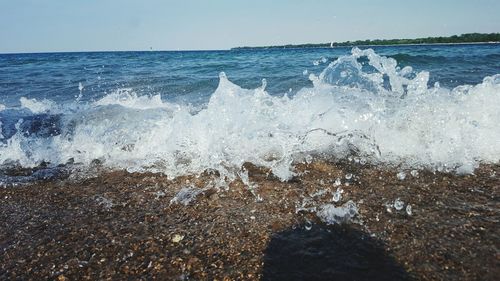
316,200 -> 358,224
19,97 -> 58,114
1,48 -> 499,181
94,88 -> 174,110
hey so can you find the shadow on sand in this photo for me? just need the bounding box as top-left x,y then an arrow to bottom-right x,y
262,223 -> 413,281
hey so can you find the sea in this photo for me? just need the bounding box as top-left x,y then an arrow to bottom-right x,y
0,43 -> 499,184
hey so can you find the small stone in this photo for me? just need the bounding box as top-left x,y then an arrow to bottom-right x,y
172,234 -> 184,243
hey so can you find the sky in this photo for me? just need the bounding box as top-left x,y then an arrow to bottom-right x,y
1,0 -> 499,53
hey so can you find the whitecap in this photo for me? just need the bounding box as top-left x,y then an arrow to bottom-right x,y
0,48 -> 498,181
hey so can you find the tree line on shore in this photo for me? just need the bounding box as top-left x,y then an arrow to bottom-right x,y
232,33 -> 500,50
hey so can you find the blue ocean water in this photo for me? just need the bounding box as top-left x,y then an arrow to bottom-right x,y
0,44 -> 499,181
1,44 -> 499,107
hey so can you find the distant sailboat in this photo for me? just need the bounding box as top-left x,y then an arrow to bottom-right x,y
330,42 -> 334,48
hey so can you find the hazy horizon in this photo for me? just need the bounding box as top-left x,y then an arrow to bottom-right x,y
1,0 -> 499,53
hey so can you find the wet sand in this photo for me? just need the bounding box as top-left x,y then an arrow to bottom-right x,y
1,161 -> 499,280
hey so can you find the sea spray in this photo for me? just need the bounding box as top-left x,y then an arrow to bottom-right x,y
0,48 -> 499,182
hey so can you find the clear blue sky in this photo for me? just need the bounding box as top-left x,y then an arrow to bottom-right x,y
1,0 -> 499,53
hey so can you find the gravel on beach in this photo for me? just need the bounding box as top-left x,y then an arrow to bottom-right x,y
1,161 -> 499,280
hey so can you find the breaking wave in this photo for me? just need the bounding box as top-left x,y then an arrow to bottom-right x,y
1,48 -> 499,181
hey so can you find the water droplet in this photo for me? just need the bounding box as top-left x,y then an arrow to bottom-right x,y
305,155 -> 313,164
333,178 -> 342,186
255,194 -> 264,203
406,204 -> 412,215
305,220 -> 312,231
332,188 -> 343,202
260,78 -> 267,90
394,198 -> 404,210
385,204 -> 393,213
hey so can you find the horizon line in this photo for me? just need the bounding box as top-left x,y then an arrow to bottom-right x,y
2,33 -> 499,55
3,41 -> 500,56
0,48 -> 232,55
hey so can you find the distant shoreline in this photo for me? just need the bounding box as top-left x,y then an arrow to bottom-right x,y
232,41 -> 500,51
231,33 -> 500,50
